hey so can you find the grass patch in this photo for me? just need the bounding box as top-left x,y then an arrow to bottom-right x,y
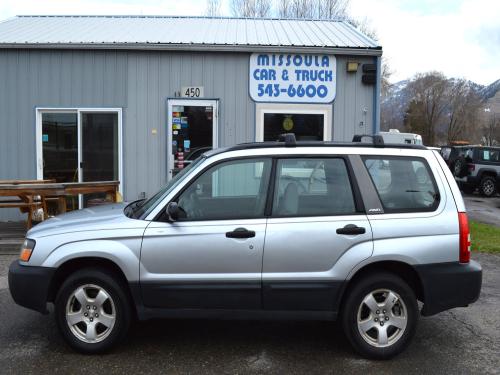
470,220 -> 500,254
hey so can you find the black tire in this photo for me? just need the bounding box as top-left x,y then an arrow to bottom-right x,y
55,268 -> 131,353
341,272 -> 418,360
479,176 -> 497,197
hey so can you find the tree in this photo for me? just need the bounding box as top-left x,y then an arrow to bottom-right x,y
446,79 -> 481,143
482,112 -> 500,146
380,57 -> 393,99
230,0 -> 272,17
404,72 -> 449,145
277,0 -> 349,19
205,0 -> 222,16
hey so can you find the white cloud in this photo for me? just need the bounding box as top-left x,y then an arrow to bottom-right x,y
0,0 -> 205,18
349,0 -> 500,85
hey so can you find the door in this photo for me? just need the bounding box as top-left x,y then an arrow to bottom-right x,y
39,112 -> 79,210
37,108 -> 122,210
79,111 -> 120,207
140,157 -> 272,310
262,157 -> 373,311
167,99 -> 218,179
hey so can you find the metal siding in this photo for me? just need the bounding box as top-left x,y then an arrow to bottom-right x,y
0,49 -> 127,220
0,50 -> 373,220
121,51 -> 254,201
333,56 -> 374,142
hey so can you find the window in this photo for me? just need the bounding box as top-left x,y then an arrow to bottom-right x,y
255,103 -> 332,142
480,149 -> 499,162
363,157 -> 440,213
264,113 -> 324,141
272,158 -> 356,217
176,158 -> 271,220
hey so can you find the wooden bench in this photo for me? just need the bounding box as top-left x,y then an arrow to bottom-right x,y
0,180 -> 120,229
0,199 -> 43,229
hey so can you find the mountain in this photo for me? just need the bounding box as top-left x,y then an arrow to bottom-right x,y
479,79 -> 500,100
380,77 -> 500,132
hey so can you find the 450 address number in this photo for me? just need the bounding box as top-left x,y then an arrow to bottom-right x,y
257,83 -> 329,98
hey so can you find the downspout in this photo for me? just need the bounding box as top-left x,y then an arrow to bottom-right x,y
373,55 -> 382,134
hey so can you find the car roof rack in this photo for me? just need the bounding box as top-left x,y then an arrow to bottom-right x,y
203,133 -> 426,157
277,133 -> 297,147
352,134 -> 385,147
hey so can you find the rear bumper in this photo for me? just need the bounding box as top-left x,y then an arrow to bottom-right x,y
8,261 -> 55,314
415,260 -> 482,316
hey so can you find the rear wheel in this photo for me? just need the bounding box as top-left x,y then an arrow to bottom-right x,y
341,272 -> 418,360
479,176 -> 497,197
55,268 -> 131,353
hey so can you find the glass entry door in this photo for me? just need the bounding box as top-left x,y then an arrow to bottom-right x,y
40,112 -> 79,210
80,112 -> 120,207
37,109 -> 122,210
167,99 -> 218,179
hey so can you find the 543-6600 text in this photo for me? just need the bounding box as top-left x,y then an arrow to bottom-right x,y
257,83 -> 328,98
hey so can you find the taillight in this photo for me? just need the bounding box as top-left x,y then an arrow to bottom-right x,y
467,164 -> 475,172
458,212 -> 471,263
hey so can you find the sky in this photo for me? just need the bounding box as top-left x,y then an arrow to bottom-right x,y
0,0 -> 499,85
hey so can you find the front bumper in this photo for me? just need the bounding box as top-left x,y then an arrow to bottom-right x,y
8,261 -> 55,314
415,260 -> 482,316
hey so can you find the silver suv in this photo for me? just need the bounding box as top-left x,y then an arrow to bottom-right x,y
8,135 -> 482,359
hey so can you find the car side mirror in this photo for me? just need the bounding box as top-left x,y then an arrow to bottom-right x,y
166,201 -> 179,222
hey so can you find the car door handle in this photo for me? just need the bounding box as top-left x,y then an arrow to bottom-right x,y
336,224 -> 366,235
226,227 -> 256,239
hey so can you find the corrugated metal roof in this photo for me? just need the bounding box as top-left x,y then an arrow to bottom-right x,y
0,15 -> 381,54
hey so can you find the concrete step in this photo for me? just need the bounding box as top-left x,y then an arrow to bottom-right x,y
0,221 -> 25,255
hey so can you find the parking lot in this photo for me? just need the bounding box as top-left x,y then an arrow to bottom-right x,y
0,249 -> 499,374
463,194 -> 500,228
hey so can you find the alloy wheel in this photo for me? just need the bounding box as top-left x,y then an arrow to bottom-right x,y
356,288 -> 408,348
65,284 -> 116,343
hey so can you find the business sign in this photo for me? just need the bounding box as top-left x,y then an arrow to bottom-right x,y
249,53 -> 336,103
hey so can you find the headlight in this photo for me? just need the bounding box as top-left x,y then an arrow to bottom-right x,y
19,239 -> 36,262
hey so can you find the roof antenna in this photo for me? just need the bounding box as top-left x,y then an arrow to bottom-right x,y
278,133 -> 296,147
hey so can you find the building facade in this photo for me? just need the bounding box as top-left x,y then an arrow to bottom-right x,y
0,15 -> 382,220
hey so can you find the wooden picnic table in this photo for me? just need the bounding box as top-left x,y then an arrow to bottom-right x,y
0,181 -> 120,228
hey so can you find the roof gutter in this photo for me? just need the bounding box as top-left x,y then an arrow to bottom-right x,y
0,43 -> 383,56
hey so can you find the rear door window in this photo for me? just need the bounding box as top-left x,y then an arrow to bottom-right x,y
363,156 -> 440,213
272,158 -> 357,217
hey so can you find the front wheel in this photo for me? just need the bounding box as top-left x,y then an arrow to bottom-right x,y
55,268 -> 131,353
341,272 -> 418,359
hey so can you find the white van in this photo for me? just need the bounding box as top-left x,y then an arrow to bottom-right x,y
379,129 -> 423,145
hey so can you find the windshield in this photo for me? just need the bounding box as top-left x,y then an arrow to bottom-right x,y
130,156 -> 205,219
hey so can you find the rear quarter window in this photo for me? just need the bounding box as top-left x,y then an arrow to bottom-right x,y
480,149 -> 500,162
363,156 -> 440,213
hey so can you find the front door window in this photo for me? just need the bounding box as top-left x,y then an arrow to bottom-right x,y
176,158 -> 272,221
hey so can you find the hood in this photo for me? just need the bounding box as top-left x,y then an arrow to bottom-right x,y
27,203 -> 141,238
